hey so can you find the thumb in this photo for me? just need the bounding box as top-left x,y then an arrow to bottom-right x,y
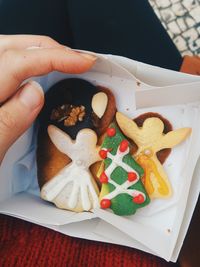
0,81 -> 44,163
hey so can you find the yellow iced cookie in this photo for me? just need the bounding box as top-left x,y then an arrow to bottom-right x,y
116,112 -> 192,199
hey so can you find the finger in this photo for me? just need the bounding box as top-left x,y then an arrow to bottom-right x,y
0,48 -> 96,103
0,81 -> 44,163
0,34 -> 65,54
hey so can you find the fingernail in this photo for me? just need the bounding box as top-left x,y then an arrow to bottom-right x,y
79,52 -> 97,61
19,81 -> 44,110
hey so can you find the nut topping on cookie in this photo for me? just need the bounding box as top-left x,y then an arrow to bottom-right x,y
51,104 -> 86,127
92,92 -> 108,118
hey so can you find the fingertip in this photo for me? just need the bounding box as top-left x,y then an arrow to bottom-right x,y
71,53 -> 97,74
28,80 -> 44,95
63,50 -> 97,73
19,81 -> 44,111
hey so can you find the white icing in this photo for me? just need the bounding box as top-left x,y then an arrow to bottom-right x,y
41,126 -> 101,211
102,145 -> 146,202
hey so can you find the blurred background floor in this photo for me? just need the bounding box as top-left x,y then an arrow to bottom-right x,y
149,0 -> 200,56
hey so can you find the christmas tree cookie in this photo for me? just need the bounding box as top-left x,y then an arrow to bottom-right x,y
99,123 -> 150,216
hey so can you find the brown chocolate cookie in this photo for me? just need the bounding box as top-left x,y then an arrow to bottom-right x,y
37,78 -> 116,189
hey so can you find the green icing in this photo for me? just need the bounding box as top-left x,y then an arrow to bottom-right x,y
101,123 -> 150,216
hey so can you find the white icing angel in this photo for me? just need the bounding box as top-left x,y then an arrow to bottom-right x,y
41,125 -> 101,212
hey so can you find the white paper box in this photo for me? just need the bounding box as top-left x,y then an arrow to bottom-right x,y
0,53 -> 200,262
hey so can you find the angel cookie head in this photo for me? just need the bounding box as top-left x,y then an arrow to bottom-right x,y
116,112 -> 192,199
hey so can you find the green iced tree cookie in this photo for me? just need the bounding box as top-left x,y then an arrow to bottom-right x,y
99,123 -> 150,216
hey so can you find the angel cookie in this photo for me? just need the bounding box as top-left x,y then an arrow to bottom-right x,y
99,123 -> 150,216
116,112 -> 192,199
41,125 -> 101,212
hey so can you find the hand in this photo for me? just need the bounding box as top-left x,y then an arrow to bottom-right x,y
0,34 -> 96,164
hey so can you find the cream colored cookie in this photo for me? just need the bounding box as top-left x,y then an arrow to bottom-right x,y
116,112 -> 192,199
41,125 -> 101,212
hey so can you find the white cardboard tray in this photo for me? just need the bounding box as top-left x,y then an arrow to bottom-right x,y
0,53 -> 200,262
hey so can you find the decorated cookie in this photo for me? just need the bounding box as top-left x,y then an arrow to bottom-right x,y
39,78 -> 116,138
99,123 -> 150,216
41,125 -> 101,212
116,112 -> 192,199
133,112 -> 173,164
37,78 -> 116,188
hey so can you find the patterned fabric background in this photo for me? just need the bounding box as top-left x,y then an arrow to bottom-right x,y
149,0 -> 200,56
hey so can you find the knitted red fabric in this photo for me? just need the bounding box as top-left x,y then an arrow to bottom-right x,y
0,215 -> 177,267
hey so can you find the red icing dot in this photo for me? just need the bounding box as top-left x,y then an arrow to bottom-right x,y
107,127 -> 116,137
100,172 -> 108,184
119,140 -> 129,152
133,194 -> 145,204
99,149 -> 108,159
100,199 -> 111,209
128,172 -> 137,182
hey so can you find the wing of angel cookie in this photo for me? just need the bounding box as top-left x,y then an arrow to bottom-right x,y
152,128 -> 192,152
48,125 -> 74,156
116,112 -> 141,145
